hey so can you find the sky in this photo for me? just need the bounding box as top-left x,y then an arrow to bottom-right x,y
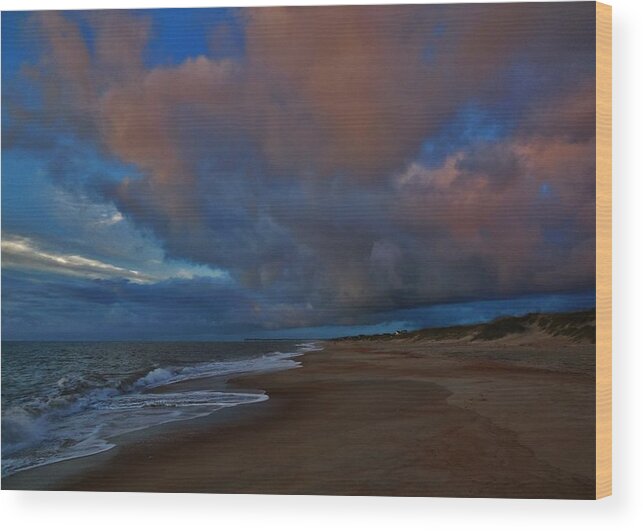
1,4 -> 596,340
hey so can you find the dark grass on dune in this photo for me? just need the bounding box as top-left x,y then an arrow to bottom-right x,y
335,309 -> 596,343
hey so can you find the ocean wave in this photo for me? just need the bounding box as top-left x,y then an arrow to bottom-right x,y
1,341 -> 321,477
1,406 -> 49,454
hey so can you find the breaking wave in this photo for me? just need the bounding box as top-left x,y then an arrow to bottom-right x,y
2,342 -> 321,477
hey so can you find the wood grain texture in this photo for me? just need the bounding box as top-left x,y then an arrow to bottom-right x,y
596,1 -> 612,500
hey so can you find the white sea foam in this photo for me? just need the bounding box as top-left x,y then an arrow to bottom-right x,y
1,341 -> 322,478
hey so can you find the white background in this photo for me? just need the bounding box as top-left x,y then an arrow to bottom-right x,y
1,0 -> 641,529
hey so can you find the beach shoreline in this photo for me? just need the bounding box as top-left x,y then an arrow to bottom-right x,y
2,329 -> 596,498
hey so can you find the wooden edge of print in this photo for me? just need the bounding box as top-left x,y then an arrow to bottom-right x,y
595,1 -> 612,500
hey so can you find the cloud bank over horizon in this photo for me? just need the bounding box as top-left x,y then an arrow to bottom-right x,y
2,4 -> 596,339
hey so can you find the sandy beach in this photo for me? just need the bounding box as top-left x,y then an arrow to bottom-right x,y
3,315 -> 595,498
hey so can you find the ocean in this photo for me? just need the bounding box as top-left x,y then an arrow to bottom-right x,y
1,340 -> 320,477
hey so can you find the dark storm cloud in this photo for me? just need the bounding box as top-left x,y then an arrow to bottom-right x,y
1,271 -> 256,340
2,3 -> 597,334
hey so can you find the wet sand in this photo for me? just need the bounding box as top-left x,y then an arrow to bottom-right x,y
3,336 -> 595,498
